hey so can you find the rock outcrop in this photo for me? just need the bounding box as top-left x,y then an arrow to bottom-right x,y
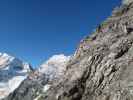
5,0 -> 133,100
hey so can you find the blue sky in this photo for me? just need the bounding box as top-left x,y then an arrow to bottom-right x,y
0,0 -> 121,68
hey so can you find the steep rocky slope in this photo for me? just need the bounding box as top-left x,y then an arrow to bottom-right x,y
41,1 -> 133,100
5,0 -> 133,100
0,53 -> 32,99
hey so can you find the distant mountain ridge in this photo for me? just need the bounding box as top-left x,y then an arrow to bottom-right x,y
0,53 -> 70,100
2,54 -> 70,100
0,53 -> 32,99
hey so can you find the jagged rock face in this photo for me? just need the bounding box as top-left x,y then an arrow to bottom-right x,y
5,1 -> 133,100
0,53 -> 32,99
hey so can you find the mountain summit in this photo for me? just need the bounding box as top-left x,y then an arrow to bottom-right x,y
0,53 -> 32,99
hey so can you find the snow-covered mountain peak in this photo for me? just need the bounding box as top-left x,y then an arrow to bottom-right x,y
38,54 -> 70,80
0,53 -> 32,99
46,54 -> 70,66
0,53 -> 14,68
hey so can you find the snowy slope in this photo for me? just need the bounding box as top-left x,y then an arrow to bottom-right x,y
0,53 -> 32,99
38,54 -> 70,81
